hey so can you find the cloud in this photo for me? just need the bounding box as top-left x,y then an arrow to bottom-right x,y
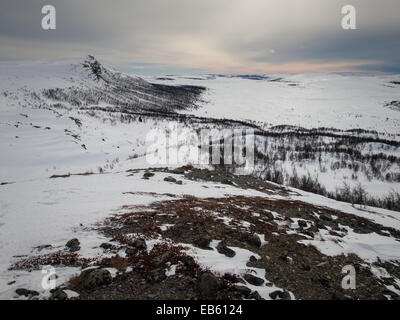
0,0 -> 399,73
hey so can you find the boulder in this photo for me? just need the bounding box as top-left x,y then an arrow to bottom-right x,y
65,238 -> 80,252
233,285 -> 251,298
142,172 -> 155,179
269,290 -> 291,300
194,236 -> 211,250
163,176 -> 177,183
130,238 -> 147,251
15,288 -> 39,297
199,272 -> 220,299
180,255 -> 197,267
298,220 -> 307,228
100,242 -> 113,250
243,274 -> 264,286
246,234 -> 261,248
50,288 -> 68,300
146,269 -> 167,284
249,291 -> 264,300
81,269 -> 112,289
216,243 -> 236,257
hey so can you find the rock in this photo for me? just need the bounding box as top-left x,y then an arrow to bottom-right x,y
249,291 -> 264,300
180,255 -> 197,267
303,230 -> 314,237
81,269 -> 112,289
130,238 -> 147,250
247,255 -> 264,268
194,236 -> 211,249
199,272 -> 220,299
233,285 -> 251,298
15,288 -> 39,297
152,252 -> 171,268
171,167 -> 185,174
269,290 -> 291,300
50,288 -> 68,300
243,274 -> 264,286
65,238 -> 80,252
163,176 -> 177,183
320,214 -> 332,222
316,222 -> 326,230
143,172 -> 154,179
249,255 -> 258,263
176,180 -> 183,185
100,242 -> 113,250
125,247 -> 136,255
298,220 -> 307,228
216,243 -> 236,257
146,269 -> 167,284
221,179 -> 233,185
329,230 -> 341,237
246,234 -> 261,248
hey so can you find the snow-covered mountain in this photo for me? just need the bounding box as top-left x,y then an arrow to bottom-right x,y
1,57 -> 400,300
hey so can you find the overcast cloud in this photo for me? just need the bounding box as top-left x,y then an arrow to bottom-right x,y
0,0 -> 399,74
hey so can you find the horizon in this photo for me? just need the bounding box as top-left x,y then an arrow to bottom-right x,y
1,55 -> 399,77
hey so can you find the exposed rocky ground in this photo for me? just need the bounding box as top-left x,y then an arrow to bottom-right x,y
9,167 -> 400,300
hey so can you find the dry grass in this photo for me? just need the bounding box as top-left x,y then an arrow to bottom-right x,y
10,251 -> 94,270
99,255 -> 129,272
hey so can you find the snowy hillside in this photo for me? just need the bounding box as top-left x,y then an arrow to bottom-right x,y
1,57 -> 400,300
148,73 -> 400,205
151,73 -> 400,136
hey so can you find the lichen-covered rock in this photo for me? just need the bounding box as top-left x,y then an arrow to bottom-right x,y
65,238 -> 80,252
163,176 -> 177,183
269,290 -> 291,300
246,234 -> 261,248
130,238 -> 147,250
243,274 -> 264,286
15,288 -> 39,297
216,242 -> 236,257
81,269 -> 112,289
194,236 -> 211,250
199,272 -> 220,299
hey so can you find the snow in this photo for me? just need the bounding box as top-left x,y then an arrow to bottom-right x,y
150,73 -> 400,136
186,240 -> 290,300
287,187 -> 400,231
0,169 -> 269,299
299,226 -> 400,262
1,58 -> 400,299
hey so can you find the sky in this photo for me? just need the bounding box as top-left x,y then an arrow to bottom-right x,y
0,0 -> 399,75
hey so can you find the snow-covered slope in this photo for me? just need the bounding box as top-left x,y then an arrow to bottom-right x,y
149,73 -> 400,200
151,73 -> 400,136
1,57 -> 400,300
0,56 -> 206,182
